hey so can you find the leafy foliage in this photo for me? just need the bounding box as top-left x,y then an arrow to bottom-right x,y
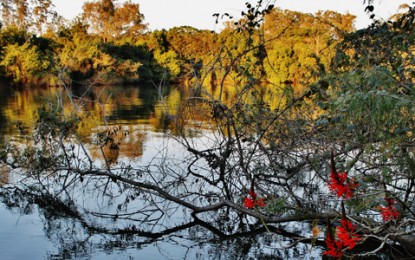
0,1 -> 355,87
0,41 -> 57,85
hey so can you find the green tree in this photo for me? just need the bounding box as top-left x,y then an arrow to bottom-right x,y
0,41 -> 57,85
262,9 -> 355,86
56,20 -> 146,84
325,6 -> 415,174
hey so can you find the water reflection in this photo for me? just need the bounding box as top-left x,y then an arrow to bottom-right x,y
0,84 -> 177,134
0,83 -> 189,259
0,186 -> 323,259
0,84 -> 401,259
89,125 -> 146,164
0,83 -> 316,259
0,165 -> 8,185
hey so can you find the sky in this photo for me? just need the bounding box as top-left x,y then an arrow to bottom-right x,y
53,0 -> 414,31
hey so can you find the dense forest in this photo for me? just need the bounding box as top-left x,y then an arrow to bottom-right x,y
2,0 -> 415,259
0,0 -> 354,89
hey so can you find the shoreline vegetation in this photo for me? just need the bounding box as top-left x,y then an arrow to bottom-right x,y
0,1 -> 355,89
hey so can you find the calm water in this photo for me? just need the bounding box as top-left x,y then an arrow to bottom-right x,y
0,84 -> 322,259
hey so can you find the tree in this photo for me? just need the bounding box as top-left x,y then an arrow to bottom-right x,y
31,0 -> 54,34
11,0 -> 29,29
313,6 -> 415,256
165,26 -> 217,82
262,9 -> 355,86
0,0 -> 55,34
82,0 -> 146,42
0,36 -> 58,85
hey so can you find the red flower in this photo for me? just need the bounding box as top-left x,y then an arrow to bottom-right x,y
329,153 -> 358,199
256,197 -> 266,207
328,171 -> 347,197
249,190 -> 257,200
243,197 -> 255,209
337,218 -> 361,249
328,171 -> 358,199
380,198 -> 399,221
324,233 -> 343,259
243,190 -> 266,209
324,217 -> 361,258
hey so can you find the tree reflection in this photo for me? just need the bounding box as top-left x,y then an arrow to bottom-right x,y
0,164 -> 8,185
0,185 -> 329,259
0,148 -> 406,259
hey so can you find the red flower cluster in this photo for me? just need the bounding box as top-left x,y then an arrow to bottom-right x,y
324,153 -> 361,258
337,218 -> 361,249
329,154 -> 358,199
324,218 -> 361,258
380,198 -> 399,221
243,190 -> 266,209
328,171 -> 354,199
323,233 -> 343,259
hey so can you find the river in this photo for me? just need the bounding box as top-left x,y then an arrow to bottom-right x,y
0,84 -> 326,259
